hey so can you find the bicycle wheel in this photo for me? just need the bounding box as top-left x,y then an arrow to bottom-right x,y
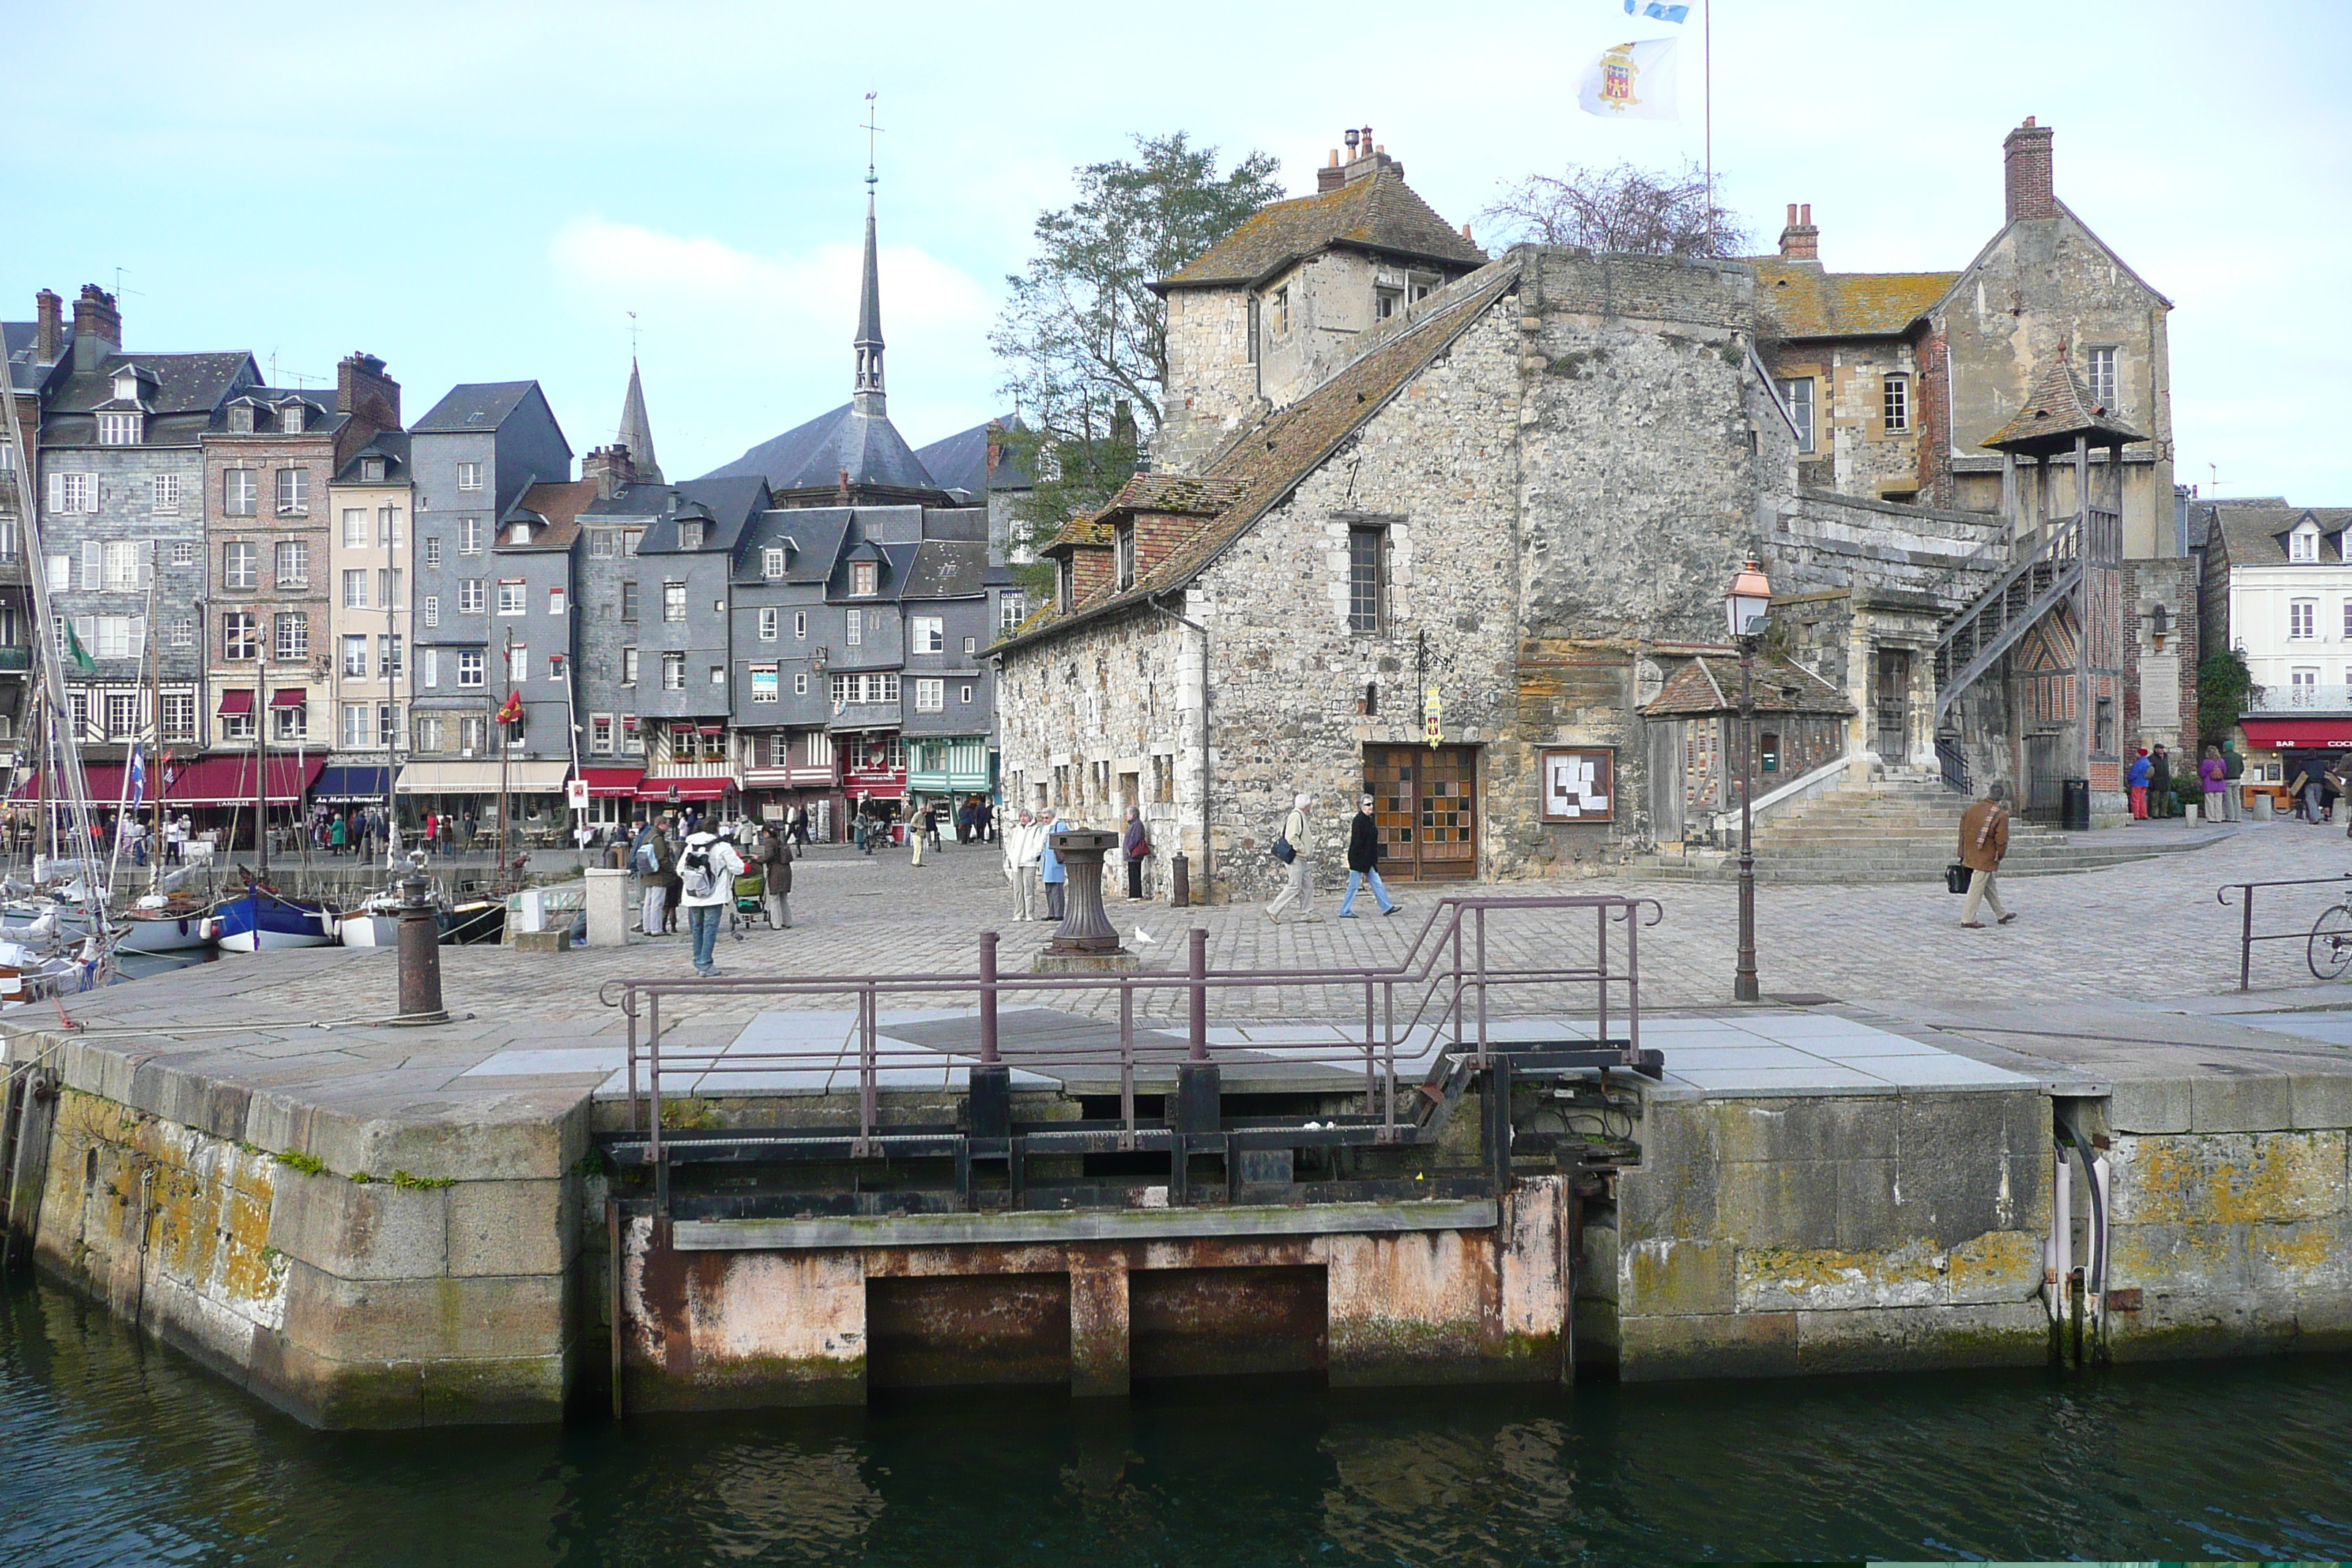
2309,903 -> 2352,980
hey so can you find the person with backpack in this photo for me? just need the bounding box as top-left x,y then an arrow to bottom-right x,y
676,824 -> 746,976
1265,793 -> 1319,922
2221,740 -> 2245,821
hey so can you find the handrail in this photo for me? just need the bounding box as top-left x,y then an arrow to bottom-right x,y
1937,512 -> 2079,655
2215,874 -> 2352,990
601,894 -> 1665,1160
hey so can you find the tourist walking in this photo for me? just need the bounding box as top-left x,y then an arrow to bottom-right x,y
637,822 -> 677,935
2127,749 -> 2151,819
751,823 -> 793,930
1121,806 -> 1150,901
330,814 -> 348,856
2222,741 -> 2244,821
1039,809 -> 1067,921
1265,793 -> 1319,922
1006,809 -> 1039,921
676,825 -> 745,977
2149,744 -> 2173,819
1957,781 -> 2016,929
1337,795 -> 1399,917
2199,746 -> 2227,823
910,803 -> 930,867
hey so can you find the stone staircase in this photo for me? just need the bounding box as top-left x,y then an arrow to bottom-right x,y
1627,768 -> 2233,885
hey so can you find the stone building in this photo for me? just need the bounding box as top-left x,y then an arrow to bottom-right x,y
1751,118 -> 2175,557
2198,500 -> 2352,791
323,372 -> 411,815
996,129 -> 2158,900
400,381 -> 572,829
0,298 -> 70,764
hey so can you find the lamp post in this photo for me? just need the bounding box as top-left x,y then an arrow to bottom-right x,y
1725,559 -> 1771,1003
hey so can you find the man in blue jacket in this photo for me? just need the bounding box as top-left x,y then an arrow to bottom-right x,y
1039,809 -> 1067,921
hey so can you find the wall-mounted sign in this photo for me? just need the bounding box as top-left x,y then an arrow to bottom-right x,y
1425,685 -> 1442,749
750,663 -> 778,702
1540,747 -> 1613,823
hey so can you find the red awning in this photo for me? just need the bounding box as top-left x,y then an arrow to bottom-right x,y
581,766 -> 646,799
10,764 -> 126,803
2239,719 -> 2352,750
218,690 -> 255,716
8,755 -> 324,806
636,774 -> 736,802
270,687 -> 307,709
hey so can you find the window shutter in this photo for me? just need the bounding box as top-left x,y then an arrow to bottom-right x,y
128,615 -> 146,651
80,541 -> 100,589
46,472 -> 61,513
74,616 -> 96,652
138,543 -> 154,588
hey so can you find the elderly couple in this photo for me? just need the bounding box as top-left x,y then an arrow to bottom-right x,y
1268,793 -> 1402,923
1001,807 -> 1068,921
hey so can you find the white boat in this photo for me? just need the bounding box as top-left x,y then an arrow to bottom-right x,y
0,938 -> 99,1006
336,911 -> 402,947
117,905 -> 216,952
0,898 -> 104,943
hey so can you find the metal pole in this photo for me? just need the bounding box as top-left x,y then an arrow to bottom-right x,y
2239,887 -> 2253,992
1188,926 -> 1207,1061
979,930 -> 1000,1063
1735,641 -> 1761,1002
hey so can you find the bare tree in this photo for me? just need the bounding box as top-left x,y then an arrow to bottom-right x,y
1479,161 -> 1748,258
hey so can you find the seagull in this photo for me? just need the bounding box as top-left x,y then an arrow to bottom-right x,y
1133,927 -> 1156,946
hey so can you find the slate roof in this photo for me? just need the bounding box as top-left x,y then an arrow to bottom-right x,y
1158,165 -> 1487,291
333,429 -> 411,483
1,321 -> 67,392
772,402 -> 939,494
616,359 -> 662,483
731,507 -> 856,587
43,350 -> 255,436
1002,258 -> 1521,649
412,380 -> 540,433
1640,655 -> 1851,717
1746,259 -> 1957,339
1981,358 -> 2147,454
500,477 -> 599,551
900,538 -> 990,599
2206,505 -> 2352,568
913,415 -> 1032,496
631,473 -> 772,554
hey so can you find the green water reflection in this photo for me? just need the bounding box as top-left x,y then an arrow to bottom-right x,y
4,1273 -> 2348,1565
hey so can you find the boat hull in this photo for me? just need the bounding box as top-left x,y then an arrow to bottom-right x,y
336,913 -> 402,948
211,893 -> 333,952
117,914 -> 214,952
442,900 -> 505,946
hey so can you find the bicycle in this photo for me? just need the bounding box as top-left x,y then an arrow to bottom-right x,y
2308,891 -> 2352,979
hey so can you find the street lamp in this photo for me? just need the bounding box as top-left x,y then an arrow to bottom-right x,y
1725,559 -> 1772,1003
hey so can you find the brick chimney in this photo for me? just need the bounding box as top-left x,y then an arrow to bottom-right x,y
1331,126 -> 1398,188
33,290 -> 62,363
984,418 -> 1005,486
1777,203 -> 1820,262
336,351 -> 402,429
582,442 -> 637,499
1318,148 -> 1344,194
2003,116 -> 2057,222
71,284 -> 120,370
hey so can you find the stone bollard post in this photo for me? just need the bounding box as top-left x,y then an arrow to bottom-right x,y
393,872 -> 448,1025
584,867 -> 630,947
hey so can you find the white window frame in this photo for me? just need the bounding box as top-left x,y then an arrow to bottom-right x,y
2086,346 -> 2118,410
2290,598 -> 2318,640
152,474 -> 181,512
424,536 -> 442,568
343,508 -> 369,548
662,652 -> 685,691
497,579 -> 526,616
423,595 -> 441,628
342,635 -> 369,678
911,615 -> 944,654
344,569 -> 368,609
758,608 -> 779,641
1776,377 -> 1816,453
457,650 -> 485,689
590,714 -> 615,755
275,467 -> 308,516
1882,373 -> 1909,434
549,587 -> 566,617
224,469 -> 257,516
224,540 -> 258,589
662,581 -> 685,623
459,578 -> 486,614
456,461 -> 483,491
98,412 -> 140,446
764,547 -> 786,578
914,677 -> 944,713
459,517 -> 482,555
274,538 -> 307,588
845,608 -> 863,647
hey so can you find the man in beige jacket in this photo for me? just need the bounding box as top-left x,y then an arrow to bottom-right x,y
1958,781 -> 2016,929
1266,792 -> 1319,922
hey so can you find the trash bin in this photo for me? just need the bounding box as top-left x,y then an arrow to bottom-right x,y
2253,791 -> 2274,822
2062,777 -> 2092,832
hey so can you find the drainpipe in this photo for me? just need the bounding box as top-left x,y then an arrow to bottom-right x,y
1147,592 -> 1211,900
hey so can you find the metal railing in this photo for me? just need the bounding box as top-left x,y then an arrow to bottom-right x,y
2244,683 -> 2352,715
2215,874 -> 2352,990
598,894 -> 1665,1164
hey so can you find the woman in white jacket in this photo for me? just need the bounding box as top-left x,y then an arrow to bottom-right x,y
1003,810 -> 1041,921
676,827 -> 747,976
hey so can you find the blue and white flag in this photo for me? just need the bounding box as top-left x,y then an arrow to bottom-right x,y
127,742 -> 146,807
1625,0 -> 1689,20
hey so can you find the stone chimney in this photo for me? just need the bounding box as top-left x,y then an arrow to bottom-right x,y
34,290 -> 62,363
582,443 -> 637,499
2003,116 -> 2057,222
71,284 -> 121,371
336,351 -> 402,429
1777,203 -> 1820,262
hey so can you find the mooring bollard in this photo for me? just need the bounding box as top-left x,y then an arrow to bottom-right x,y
393,872 -> 449,1025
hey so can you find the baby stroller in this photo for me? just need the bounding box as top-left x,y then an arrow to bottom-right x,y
731,871 -> 766,920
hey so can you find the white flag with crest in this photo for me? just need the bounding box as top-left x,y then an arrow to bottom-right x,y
1578,37 -> 1678,120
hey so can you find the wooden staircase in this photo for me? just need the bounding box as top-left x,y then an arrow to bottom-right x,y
1933,516 -> 2083,725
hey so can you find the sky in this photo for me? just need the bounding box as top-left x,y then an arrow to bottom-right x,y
3,0 -> 2346,502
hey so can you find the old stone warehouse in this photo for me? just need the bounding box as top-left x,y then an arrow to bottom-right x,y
996,121 -> 2195,900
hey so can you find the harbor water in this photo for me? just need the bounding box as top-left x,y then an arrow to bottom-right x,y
3,1273 -> 2347,1565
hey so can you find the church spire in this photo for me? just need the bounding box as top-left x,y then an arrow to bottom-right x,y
853,93 -> 886,416
617,356 -> 662,483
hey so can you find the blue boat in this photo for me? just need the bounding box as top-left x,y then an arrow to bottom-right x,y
208,888 -> 332,952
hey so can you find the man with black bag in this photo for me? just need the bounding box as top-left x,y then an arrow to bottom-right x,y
1956,781 -> 2015,930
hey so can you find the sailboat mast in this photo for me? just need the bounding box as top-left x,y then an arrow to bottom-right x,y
147,545 -> 164,891
255,638 -> 268,884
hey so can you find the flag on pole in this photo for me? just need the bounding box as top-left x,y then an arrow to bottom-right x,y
496,691 -> 524,727
127,743 -> 146,807
1579,38 -> 1678,119
1624,0 -> 1689,18
63,619 -> 97,672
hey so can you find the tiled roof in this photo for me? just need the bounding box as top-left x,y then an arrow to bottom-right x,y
1640,655 -> 1850,717
1000,260 -> 1521,650
1158,166 -> 1486,290
1981,358 -> 2147,454
2206,505 -> 2352,568
1747,260 -> 1956,339
1041,474 -> 1251,557
505,478 -> 599,551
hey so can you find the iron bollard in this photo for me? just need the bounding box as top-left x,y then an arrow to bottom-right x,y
393,872 -> 449,1025
1170,851 -> 1190,909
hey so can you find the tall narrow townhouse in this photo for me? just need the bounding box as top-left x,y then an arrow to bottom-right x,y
0,290 -> 75,764
628,475 -> 766,813
323,353 -> 411,815
36,286 -> 257,771
486,472 -> 597,840
573,444 -> 660,826
402,382 -> 570,831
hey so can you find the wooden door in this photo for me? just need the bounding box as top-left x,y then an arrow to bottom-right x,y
1874,649 -> 1911,761
1362,745 -> 1480,881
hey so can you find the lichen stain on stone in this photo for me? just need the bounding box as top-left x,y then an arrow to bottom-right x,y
2117,1132 -> 2345,1226
1738,1229 -> 2038,1311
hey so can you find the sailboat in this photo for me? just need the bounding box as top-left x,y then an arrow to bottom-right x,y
208,647 -> 331,952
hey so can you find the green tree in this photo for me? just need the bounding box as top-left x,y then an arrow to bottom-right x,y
992,132 -> 1282,581
2199,645 -> 2257,745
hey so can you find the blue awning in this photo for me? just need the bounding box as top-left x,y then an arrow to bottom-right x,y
314,764 -> 395,802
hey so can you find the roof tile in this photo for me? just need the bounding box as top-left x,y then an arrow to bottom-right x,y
1160,167 -> 1485,290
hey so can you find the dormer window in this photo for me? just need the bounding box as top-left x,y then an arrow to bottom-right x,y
508,521 -> 532,545
228,403 -> 256,434
1114,520 -> 1137,589
1058,561 -> 1072,614
1375,286 -> 1402,321
851,559 -> 878,596
2291,529 -> 2320,563
279,404 -> 305,434
361,456 -> 385,483
111,371 -> 139,401
764,547 -> 786,578
678,520 -> 703,550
